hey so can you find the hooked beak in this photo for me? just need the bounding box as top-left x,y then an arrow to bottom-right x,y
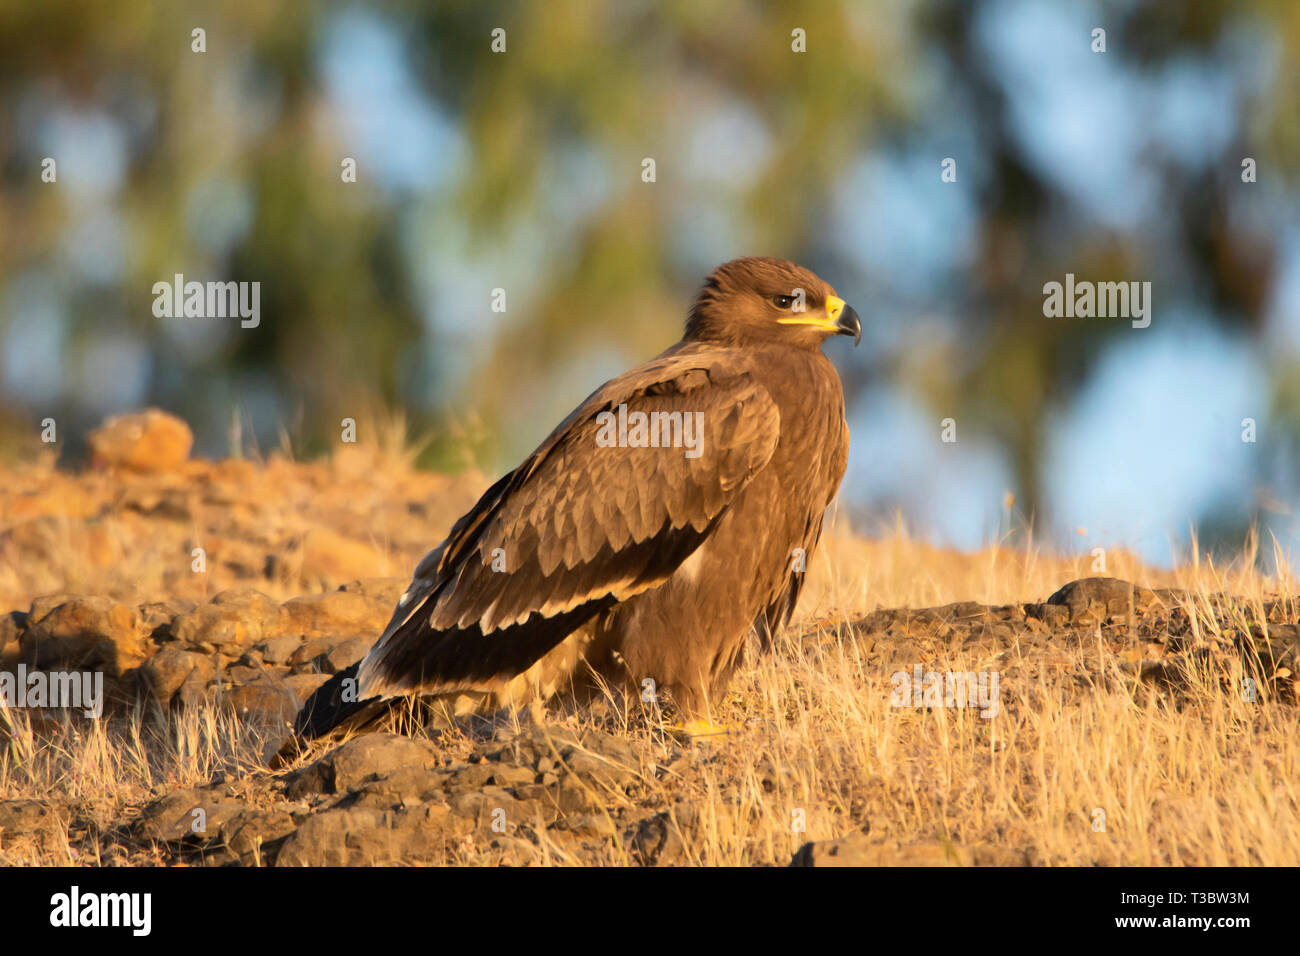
837,304 -> 862,347
776,294 -> 862,346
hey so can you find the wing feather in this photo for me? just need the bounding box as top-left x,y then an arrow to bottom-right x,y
355,353 -> 780,699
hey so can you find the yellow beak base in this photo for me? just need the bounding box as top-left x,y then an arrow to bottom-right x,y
777,294 -> 846,333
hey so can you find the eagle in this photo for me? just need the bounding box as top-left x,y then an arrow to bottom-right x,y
292,257 -> 859,743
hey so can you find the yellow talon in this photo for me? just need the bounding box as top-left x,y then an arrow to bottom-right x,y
670,719 -> 734,741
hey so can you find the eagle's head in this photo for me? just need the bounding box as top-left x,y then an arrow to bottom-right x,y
685,257 -> 861,350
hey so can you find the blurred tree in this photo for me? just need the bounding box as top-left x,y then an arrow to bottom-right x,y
0,0 -> 1296,560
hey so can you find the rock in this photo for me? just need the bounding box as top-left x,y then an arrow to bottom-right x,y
482,834 -> 542,866
255,634 -> 303,664
562,749 -> 639,789
934,601 -> 994,622
88,408 -> 193,473
223,809 -> 297,862
482,762 -> 536,788
789,833 -> 876,866
121,486 -> 193,520
138,646 -> 208,704
288,637 -> 333,669
275,805 -> 457,866
172,589 -> 281,648
552,812 -> 616,838
20,596 -> 149,675
0,800 -> 67,854
138,788 -> 245,844
0,611 -> 23,657
279,590 -> 387,640
1023,602 -> 1070,627
449,787 -> 528,827
27,594 -> 79,625
508,725 -> 639,776
323,636 -> 371,672
289,635 -> 370,674
222,678 -> 298,724
282,672 -> 330,704
286,734 -> 443,798
628,810 -> 688,866
174,664 -> 215,709
331,734 -> 441,791
136,599 -> 193,640
352,766 -> 453,808
444,762 -> 496,790
222,664 -> 261,685
1045,577 -> 1137,626
283,760 -> 334,801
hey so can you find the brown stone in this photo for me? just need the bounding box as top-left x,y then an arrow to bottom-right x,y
287,634 -> 372,673
164,652 -> 216,703
138,788 -> 245,843
221,678 -> 298,724
279,590 -> 387,640
0,611 -> 22,658
282,671 -> 330,704
20,596 -> 149,675
172,588 -> 281,648
139,646 -> 208,704
351,766 -> 453,808
1045,577 -> 1137,626
274,805 -> 458,866
552,812 -> 616,838
223,809 -> 297,862
88,408 -> 193,473
136,599 -> 193,639
27,594 -> 79,625
330,734 -> 441,791
255,634 -> 303,664
323,636 -> 371,672
0,800 -> 67,855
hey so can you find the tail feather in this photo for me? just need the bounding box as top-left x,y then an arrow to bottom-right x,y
292,662 -> 383,740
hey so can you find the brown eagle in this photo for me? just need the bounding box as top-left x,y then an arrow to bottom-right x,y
293,257 -> 858,742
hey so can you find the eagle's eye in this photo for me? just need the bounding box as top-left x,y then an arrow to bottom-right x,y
771,294 -> 794,310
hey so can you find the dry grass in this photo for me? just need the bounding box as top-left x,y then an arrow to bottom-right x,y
0,702 -> 280,865
691,616 -> 1299,867
1,420 -> 1297,865
3,513 -> 1297,866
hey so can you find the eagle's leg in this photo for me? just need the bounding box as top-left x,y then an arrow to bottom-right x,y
659,639 -> 752,740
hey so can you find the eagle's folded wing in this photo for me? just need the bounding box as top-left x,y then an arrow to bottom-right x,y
354,358 -> 780,699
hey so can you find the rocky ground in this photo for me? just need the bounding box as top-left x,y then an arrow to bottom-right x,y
4,571 -> 1295,866
1,411 -> 1297,866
